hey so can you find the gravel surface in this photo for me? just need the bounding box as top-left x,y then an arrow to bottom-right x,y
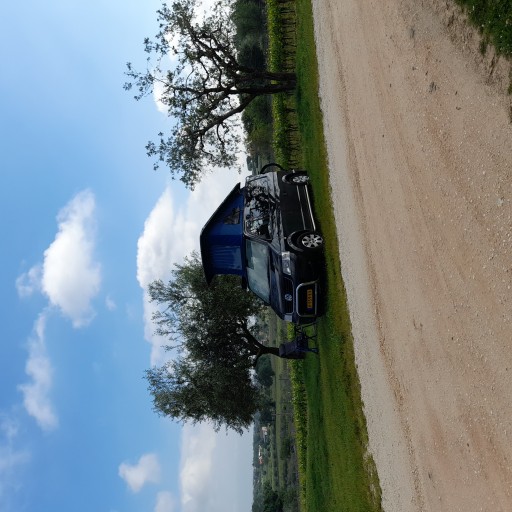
312,1 -> 512,510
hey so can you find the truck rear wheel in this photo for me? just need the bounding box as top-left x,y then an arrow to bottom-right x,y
283,172 -> 309,185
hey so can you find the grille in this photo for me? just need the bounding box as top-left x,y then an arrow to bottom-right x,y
283,277 -> 294,314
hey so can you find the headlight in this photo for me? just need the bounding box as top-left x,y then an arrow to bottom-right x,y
281,252 -> 292,275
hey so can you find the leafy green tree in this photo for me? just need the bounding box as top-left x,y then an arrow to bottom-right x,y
255,355 -> 274,388
262,482 -> 283,512
145,252 -> 280,433
237,43 -> 266,71
242,95 -> 272,155
232,0 -> 266,47
259,400 -> 275,424
125,0 -> 295,188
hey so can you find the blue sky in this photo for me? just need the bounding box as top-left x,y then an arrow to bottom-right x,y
0,1 -> 252,511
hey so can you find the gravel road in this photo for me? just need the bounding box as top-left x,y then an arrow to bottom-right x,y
312,1 -> 512,510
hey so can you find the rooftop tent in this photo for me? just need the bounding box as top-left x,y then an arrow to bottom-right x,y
200,183 -> 246,284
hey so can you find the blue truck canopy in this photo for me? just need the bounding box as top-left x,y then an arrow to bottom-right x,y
200,183 -> 246,284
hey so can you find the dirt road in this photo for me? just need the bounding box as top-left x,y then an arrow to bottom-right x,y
312,0 -> 512,510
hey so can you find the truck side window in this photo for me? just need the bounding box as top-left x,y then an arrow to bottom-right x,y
224,207 -> 240,225
244,176 -> 271,240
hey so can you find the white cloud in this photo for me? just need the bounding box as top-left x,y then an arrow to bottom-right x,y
137,169 -> 249,366
41,189 -> 101,328
180,424 -> 217,510
142,300 -> 168,367
0,444 -> 29,475
18,312 -> 58,432
0,414 -> 29,471
15,190 -> 101,328
155,491 -> 176,512
118,453 -> 161,493
15,264 -> 42,298
136,187 -> 196,365
0,414 -> 30,508
179,424 -> 253,512
14,190 -> 101,432
0,416 -> 19,444
136,187 -> 195,290
153,79 -> 168,114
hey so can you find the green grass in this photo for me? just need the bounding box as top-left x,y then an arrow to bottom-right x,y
294,0 -> 383,505
265,0 -> 511,509
271,322 -> 291,488
454,0 -> 512,56
267,0 -> 383,510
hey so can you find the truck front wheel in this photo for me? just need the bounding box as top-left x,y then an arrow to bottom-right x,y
289,231 -> 324,252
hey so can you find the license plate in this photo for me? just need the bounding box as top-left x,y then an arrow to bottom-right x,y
306,289 -> 314,309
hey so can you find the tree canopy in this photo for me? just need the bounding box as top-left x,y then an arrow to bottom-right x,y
255,355 -> 274,388
145,252 -> 279,433
252,481 -> 284,512
124,0 -> 295,188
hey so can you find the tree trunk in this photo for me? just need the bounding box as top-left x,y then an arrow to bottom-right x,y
250,70 -> 296,82
253,345 -> 280,366
258,345 -> 280,357
235,81 -> 296,96
239,323 -> 281,364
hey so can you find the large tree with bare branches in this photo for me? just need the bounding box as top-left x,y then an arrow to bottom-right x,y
124,0 -> 296,188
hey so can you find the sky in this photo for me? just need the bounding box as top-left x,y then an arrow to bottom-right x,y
0,1 -> 253,511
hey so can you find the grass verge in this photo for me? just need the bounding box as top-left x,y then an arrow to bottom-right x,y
265,0 -> 511,509
454,0 -> 512,56
267,0 -> 383,510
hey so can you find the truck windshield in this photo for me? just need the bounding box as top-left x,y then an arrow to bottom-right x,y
245,239 -> 270,303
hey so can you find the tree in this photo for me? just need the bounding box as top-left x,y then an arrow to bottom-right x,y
124,0 -> 296,188
232,0 -> 266,48
253,482 -> 286,512
255,355 -> 274,388
145,252 -> 280,433
258,400 -> 275,424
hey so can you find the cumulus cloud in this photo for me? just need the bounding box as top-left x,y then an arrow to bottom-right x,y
180,424 -> 217,509
155,491 -> 176,512
118,453 -> 161,493
14,190 -> 102,432
180,424 -> 253,512
18,312 -> 58,431
16,189 -> 101,327
137,169 -> 248,365
137,187 -> 195,291
40,189 -> 101,327
136,187 -> 196,365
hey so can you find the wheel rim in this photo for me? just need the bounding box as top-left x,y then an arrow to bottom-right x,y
301,233 -> 323,248
292,174 -> 309,184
